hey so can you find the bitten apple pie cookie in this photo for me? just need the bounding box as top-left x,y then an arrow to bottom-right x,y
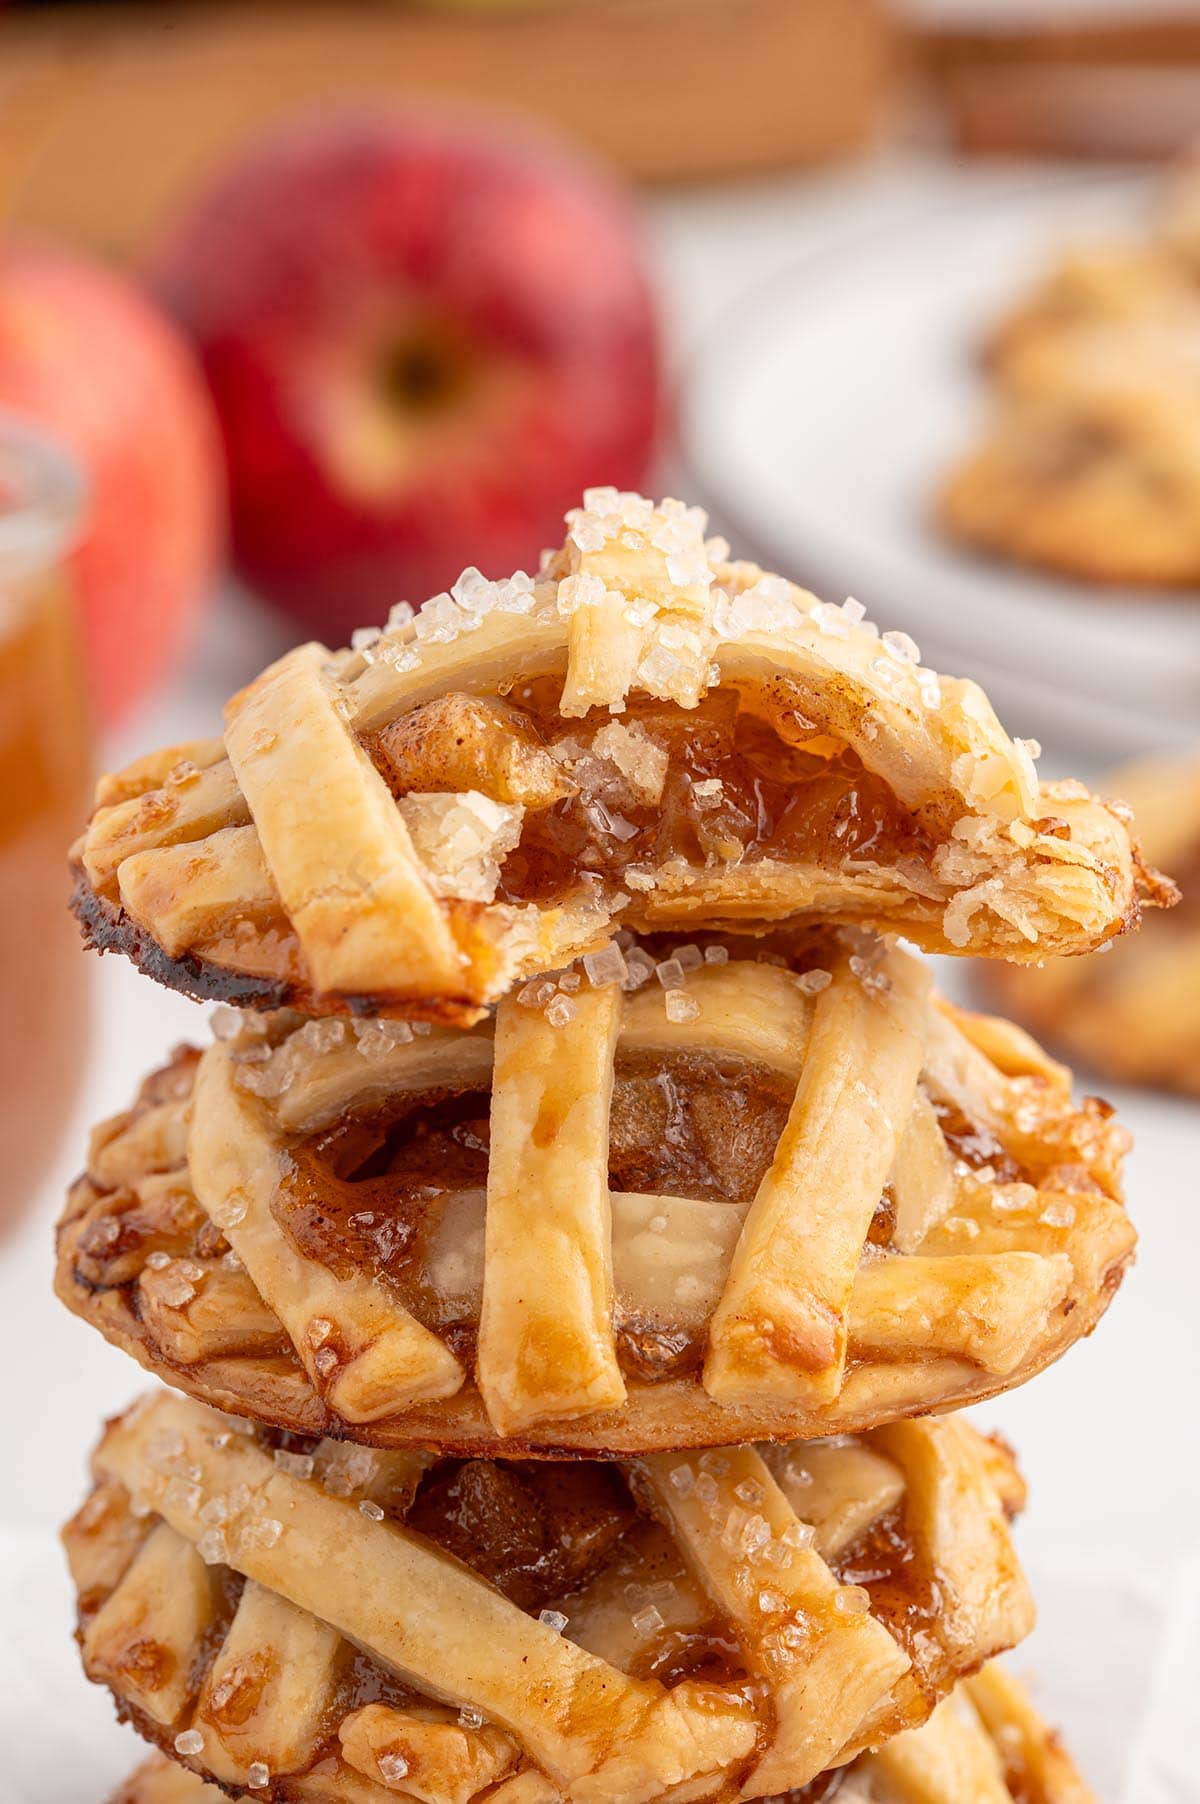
940,318 -> 1200,587
71,491 -> 1156,1023
68,1389 -> 1033,1804
109,1663 -> 1094,1804
57,929 -> 1135,1455
987,747 -> 1200,1094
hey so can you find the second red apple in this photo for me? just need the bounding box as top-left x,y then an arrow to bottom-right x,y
156,112 -> 662,641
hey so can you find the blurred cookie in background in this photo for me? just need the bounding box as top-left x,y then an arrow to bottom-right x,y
983,241 -> 1199,374
985,748 -> 1199,1095
937,144 -> 1200,587
939,317 -> 1200,586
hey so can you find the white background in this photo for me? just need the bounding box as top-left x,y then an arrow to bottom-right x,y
2,153 -> 1197,1801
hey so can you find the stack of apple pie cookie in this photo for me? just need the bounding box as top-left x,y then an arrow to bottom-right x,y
58,492 -> 1170,1803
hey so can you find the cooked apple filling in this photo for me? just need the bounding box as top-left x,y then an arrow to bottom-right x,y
366,683 -> 938,914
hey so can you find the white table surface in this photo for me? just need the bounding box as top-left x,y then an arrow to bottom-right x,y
2,151 -> 1197,1799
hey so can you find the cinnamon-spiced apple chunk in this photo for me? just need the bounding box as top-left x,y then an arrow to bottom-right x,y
57,929 -> 1135,1455
109,1661 -> 1096,1804
69,1389 -> 1033,1804
72,491 -> 1160,1021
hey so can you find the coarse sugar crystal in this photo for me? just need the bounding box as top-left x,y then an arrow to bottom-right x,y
583,943 -> 627,988
655,957 -> 686,990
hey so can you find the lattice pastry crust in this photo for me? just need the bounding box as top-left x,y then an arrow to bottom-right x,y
72,491 -> 1159,1022
108,1662 -> 1095,1804
987,747 -> 1200,1096
940,317 -> 1200,587
68,1390 -> 1033,1804
57,930 -> 1135,1455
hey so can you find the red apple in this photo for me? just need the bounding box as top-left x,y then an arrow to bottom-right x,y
0,242 -> 225,723
154,111 -> 661,640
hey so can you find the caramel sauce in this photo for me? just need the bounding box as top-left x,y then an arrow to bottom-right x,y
866,1194 -> 896,1247
333,1645 -> 421,1719
643,1628 -> 747,1689
615,1319 -> 702,1384
930,1097 -> 1022,1183
1002,1764 -> 1040,1804
0,565 -> 91,1226
832,1505 -> 945,1705
484,685 -> 934,908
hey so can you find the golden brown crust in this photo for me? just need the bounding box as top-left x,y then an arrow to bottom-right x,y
56,932 -> 1135,1456
984,240 -> 1200,377
941,182 -> 1200,589
72,1390 -> 1032,1804
74,492 -> 1153,1021
939,321 -> 1200,589
110,1659 -> 1097,1804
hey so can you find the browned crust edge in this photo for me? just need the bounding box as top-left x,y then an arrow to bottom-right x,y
55,1197 -> 1134,1461
69,869 -> 483,1028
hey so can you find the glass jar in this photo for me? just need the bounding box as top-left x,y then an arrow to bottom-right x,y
0,413 -> 91,1230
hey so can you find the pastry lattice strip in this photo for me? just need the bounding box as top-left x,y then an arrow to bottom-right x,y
73,492 -> 1159,1020
67,1391 -> 1033,1804
57,934 -> 1135,1449
109,1659 -> 1096,1804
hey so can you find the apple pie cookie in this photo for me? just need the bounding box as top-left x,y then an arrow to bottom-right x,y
940,319 -> 1200,586
68,1389 -> 1033,1804
109,1661 -> 1095,1804
987,747 -> 1200,1094
984,241 -> 1200,376
57,930 -> 1135,1454
71,491 -> 1156,1022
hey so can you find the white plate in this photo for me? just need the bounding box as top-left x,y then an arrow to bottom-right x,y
681,172 -> 1200,761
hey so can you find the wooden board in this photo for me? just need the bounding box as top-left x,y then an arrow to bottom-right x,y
917,11 -> 1200,158
0,0 -> 891,260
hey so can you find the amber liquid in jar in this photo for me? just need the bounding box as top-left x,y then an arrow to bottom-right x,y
0,425 -> 90,1229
